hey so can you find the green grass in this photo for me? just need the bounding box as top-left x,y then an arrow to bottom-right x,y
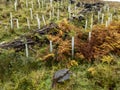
0,41 -> 120,90
0,49 -> 120,90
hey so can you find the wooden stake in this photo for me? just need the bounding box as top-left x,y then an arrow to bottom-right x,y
107,5 -> 110,13
31,1 -> 34,9
74,6 -> 77,15
108,17 -> 111,25
30,8 -> 33,20
98,11 -> 100,23
90,14 -> 93,31
14,0 -> 17,11
105,20 -> 108,28
101,13 -> 104,24
36,14 -> 41,29
25,43 -> 29,57
25,38 -> 29,57
85,19 -> 88,30
27,17 -> 30,29
50,0 -> 53,7
50,40 -> 53,53
104,5 -> 106,11
38,0 -> 40,8
72,36 -> 74,59
68,5 -> 71,19
26,0 -> 28,8
10,12 -> 13,29
16,19 -> 19,29
88,32 -> 92,42
57,8 -> 60,21
42,15 -> 46,25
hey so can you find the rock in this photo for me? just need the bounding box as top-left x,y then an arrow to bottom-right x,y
84,3 -> 93,9
78,14 -> 85,21
69,0 -> 76,4
0,23 -> 58,51
76,2 -> 81,7
54,0 -> 61,2
52,69 -> 71,88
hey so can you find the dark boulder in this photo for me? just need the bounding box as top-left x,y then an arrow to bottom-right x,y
54,0 -> 61,2
76,2 -> 81,7
52,69 -> 71,88
78,14 -> 85,21
69,0 -> 76,4
84,3 -> 92,9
